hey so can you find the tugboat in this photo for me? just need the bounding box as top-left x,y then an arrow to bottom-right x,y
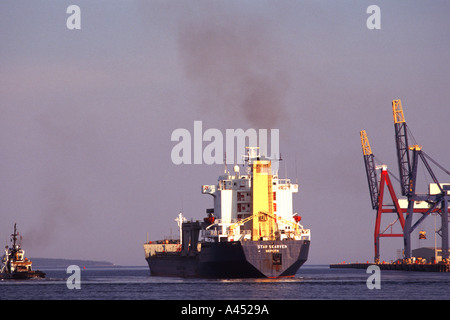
0,223 -> 45,279
144,148 -> 311,278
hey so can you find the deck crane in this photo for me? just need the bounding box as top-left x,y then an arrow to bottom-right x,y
392,99 -> 449,260
228,211 -> 302,240
360,130 -> 405,263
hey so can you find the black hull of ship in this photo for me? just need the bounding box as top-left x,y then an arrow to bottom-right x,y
0,270 -> 45,280
146,240 -> 310,278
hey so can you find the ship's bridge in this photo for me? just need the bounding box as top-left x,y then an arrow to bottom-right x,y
201,155 -> 308,243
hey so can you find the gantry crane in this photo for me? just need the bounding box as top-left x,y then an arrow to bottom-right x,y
392,100 -> 449,260
361,99 -> 449,262
360,130 -> 405,263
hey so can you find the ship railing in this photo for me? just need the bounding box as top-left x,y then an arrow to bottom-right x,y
299,229 -> 311,241
227,229 -> 251,237
206,218 -> 241,226
277,178 -> 291,185
204,228 -> 251,238
204,229 -> 222,237
208,218 -> 305,230
218,180 -> 233,190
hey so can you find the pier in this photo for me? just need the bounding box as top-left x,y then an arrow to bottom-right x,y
330,261 -> 450,272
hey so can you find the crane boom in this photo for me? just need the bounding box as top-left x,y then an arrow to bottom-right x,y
392,99 -> 411,196
360,130 -> 379,210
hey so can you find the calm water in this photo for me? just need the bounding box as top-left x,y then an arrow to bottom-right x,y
1,265 -> 449,300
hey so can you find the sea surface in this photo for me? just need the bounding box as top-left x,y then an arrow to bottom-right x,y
0,265 -> 449,301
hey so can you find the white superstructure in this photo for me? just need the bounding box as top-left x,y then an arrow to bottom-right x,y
201,148 -> 310,243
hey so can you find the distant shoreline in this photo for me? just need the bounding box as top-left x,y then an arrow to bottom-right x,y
30,257 -> 115,268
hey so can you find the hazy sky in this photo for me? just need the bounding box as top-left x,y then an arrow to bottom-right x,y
1,1 -> 449,266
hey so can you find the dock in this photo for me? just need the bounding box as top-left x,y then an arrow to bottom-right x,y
330,261 -> 450,272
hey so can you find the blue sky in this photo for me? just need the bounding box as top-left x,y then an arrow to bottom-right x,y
1,1 -> 449,265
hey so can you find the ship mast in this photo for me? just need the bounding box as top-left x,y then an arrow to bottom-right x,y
175,212 -> 186,244
11,223 -> 18,249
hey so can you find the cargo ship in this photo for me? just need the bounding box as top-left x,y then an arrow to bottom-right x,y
0,224 -> 45,279
144,148 -> 310,278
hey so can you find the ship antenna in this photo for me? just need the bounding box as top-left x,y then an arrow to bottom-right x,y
180,193 -> 184,214
175,212 -> 186,244
284,160 -> 288,180
223,152 -> 228,174
11,223 -> 17,248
